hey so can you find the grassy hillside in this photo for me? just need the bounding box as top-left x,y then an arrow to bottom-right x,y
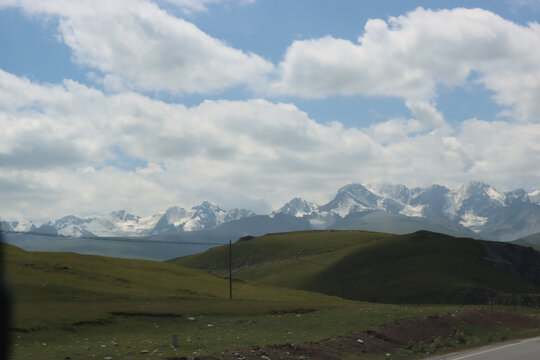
3,243 -> 347,360
172,230 -> 540,304
4,241 -> 540,360
4,243 -> 343,331
3,242 -> 470,360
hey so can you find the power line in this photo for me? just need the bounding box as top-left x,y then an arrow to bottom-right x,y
0,229 -> 227,246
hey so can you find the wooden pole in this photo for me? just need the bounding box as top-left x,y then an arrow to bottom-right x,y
341,266 -> 345,299
229,240 -> 232,300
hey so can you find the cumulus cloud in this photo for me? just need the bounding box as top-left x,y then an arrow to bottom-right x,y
367,101 -> 449,143
2,70 -> 540,221
3,4 -> 540,221
2,0 -> 272,94
273,7 -> 540,121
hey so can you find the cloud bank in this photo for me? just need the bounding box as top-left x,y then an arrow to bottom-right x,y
2,69 -> 540,221
1,3 -> 540,221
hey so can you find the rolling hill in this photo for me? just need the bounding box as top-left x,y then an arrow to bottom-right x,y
172,230 -> 540,304
3,242 -> 341,332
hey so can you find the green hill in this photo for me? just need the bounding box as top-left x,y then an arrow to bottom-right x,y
172,230 -> 540,304
4,243 -> 341,332
3,242 -> 469,360
5,240 -> 540,360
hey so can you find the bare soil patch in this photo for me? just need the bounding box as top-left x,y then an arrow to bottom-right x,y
450,308 -> 539,330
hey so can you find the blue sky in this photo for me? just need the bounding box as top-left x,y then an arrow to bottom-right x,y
0,0 -> 523,124
1,0 -> 540,222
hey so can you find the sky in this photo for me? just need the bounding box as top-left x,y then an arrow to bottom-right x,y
1,0 -> 540,223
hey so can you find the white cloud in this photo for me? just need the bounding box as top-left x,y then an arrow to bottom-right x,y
3,5 -> 540,222
273,7 -> 540,121
162,0 -> 255,13
368,101 -> 449,143
3,0 -> 272,94
2,70 -> 540,222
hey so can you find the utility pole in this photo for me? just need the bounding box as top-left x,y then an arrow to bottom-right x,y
229,240 -> 232,300
341,266 -> 345,300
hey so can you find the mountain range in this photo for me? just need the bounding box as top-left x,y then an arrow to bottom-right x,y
274,182 -> 540,241
3,181 -> 540,242
1,201 -> 255,238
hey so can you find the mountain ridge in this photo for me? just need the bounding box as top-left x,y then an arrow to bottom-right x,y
3,181 -> 540,241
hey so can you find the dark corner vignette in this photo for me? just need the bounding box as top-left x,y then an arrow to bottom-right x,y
0,229 -> 11,360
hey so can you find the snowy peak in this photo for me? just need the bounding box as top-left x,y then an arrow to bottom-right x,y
528,190 -> 540,205
409,184 -> 450,219
21,201 -> 255,238
183,201 -> 256,231
337,184 -> 379,204
505,189 -> 529,205
111,210 -> 139,222
275,197 -> 319,217
320,184 -> 378,216
458,182 -> 505,206
36,215 -> 96,238
153,201 -> 256,233
8,182 -> 540,241
163,206 -> 190,225
444,182 -> 505,221
271,181 -> 540,241
365,182 -> 410,204
224,208 -> 256,221
192,200 -> 223,212
1,219 -> 36,232
51,215 -> 88,227
183,201 -> 223,231
319,183 -> 423,217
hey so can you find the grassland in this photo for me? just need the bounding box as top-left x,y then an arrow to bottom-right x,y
173,230 -> 540,303
3,242 -> 458,359
4,232 -> 540,360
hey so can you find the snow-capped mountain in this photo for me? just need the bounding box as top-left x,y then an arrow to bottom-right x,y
153,201 -> 255,233
529,190 -> 540,205
17,202 -> 256,238
1,220 -> 36,233
34,212 -> 160,237
273,197 -> 319,217
5,181 -> 540,241
274,182 -> 540,241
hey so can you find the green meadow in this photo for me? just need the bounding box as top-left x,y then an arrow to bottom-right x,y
4,230 -> 540,359
4,242 -> 456,359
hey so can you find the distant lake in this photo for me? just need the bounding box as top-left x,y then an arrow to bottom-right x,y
2,232 -> 214,261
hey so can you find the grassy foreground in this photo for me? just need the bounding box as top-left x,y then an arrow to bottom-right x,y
4,241 -> 540,360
